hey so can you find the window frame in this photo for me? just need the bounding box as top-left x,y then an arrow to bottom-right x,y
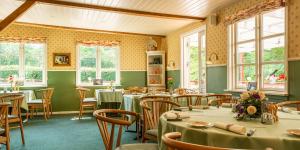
76,44 -> 120,86
228,8 -> 288,93
0,41 -> 48,87
180,25 -> 207,91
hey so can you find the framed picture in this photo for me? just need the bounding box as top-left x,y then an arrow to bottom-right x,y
53,53 -> 71,66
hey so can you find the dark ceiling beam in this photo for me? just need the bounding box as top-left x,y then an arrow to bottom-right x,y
0,0 -> 37,32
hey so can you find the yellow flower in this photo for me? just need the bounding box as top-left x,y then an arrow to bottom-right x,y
258,91 -> 266,100
247,106 -> 257,115
240,92 -> 250,100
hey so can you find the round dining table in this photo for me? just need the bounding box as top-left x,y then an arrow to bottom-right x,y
158,107 -> 300,150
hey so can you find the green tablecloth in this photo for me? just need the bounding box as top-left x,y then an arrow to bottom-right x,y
0,90 -> 36,111
95,89 -> 123,105
121,94 -> 144,122
158,108 -> 300,150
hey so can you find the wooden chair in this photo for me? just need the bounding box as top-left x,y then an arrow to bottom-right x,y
140,97 -> 180,142
76,87 -> 97,119
0,95 -> 25,145
162,132 -> 229,150
47,88 -> 54,115
0,103 -> 10,150
27,88 -> 52,120
173,94 -> 205,107
276,101 -> 300,111
207,94 -> 233,106
93,109 -> 158,150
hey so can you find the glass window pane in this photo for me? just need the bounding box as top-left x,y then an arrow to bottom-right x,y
25,71 -> 43,83
101,71 -> 116,82
262,64 -> 285,89
236,42 -> 256,64
236,65 -> 256,88
0,70 -> 19,83
80,70 -> 96,83
101,46 -> 117,69
262,36 -> 285,62
80,45 -> 96,68
262,8 -> 285,37
188,43 -> 199,89
0,43 -> 20,83
24,43 -> 45,83
237,17 -> 255,42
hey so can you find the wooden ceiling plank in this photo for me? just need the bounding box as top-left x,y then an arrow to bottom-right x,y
0,0 -> 37,32
36,0 -> 205,20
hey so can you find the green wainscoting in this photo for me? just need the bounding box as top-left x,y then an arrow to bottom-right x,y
166,70 -> 180,88
19,71 -> 147,112
206,66 -> 227,94
121,71 -> 147,88
288,60 -> 300,100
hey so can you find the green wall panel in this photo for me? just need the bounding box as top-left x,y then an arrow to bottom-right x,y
45,71 -> 147,112
288,61 -> 300,100
166,70 -> 180,88
206,66 -> 227,94
121,71 -> 147,88
48,71 -> 79,111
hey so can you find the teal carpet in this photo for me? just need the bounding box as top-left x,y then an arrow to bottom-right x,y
10,115 -> 139,150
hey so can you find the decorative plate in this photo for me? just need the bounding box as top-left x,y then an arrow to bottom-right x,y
287,129 -> 300,136
186,121 -> 213,128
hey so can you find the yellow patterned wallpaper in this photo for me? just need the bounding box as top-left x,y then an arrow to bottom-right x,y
0,24 -> 164,71
166,21 -> 206,70
167,0 -> 300,69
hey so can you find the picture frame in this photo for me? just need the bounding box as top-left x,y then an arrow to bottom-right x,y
53,53 -> 71,66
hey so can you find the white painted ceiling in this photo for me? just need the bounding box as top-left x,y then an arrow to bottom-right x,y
0,0 -> 237,35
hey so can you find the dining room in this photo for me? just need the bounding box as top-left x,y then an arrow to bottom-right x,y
0,0 -> 300,150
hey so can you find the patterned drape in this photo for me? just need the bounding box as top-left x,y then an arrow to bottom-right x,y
224,0 -> 286,25
0,36 -> 46,43
77,40 -> 120,46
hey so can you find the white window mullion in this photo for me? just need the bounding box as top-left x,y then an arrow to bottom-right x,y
256,15 -> 262,90
97,46 -> 101,79
19,42 -> 25,80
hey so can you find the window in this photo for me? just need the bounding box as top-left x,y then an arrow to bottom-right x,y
228,8 -> 286,92
0,42 -> 47,86
76,44 -> 120,86
181,27 -> 206,92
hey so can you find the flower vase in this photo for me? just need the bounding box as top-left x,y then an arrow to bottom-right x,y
10,83 -> 13,92
169,87 -> 173,95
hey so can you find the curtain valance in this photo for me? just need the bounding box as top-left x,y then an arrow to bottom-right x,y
77,40 -> 120,46
224,0 -> 286,25
0,36 -> 47,43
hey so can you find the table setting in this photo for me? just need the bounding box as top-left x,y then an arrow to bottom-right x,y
157,91 -> 300,150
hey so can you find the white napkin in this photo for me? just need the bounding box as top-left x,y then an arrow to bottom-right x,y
281,107 -> 292,113
190,105 -> 209,110
221,103 -> 232,108
214,122 -> 246,135
164,111 -> 190,119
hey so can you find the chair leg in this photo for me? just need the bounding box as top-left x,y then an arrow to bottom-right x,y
50,104 -> 53,115
79,105 -> 82,119
43,106 -> 47,121
19,120 -> 25,145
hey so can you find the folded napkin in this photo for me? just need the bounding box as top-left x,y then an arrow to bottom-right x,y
189,105 -> 209,110
281,107 -> 292,113
221,103 -> 232,108
164,111 -> 190,120
214,122 -> 246,135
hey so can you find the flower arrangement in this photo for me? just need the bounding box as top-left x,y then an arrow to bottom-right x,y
235,90 -> 267,120
7,75 -> 15,92
167,77 -> 174,88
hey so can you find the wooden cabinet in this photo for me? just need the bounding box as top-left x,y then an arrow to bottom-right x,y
146,51 -> 165,89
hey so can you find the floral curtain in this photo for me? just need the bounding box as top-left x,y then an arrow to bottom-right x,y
0,36 -> 46,43
224,0 -> 286,25
77,40 -> 120,46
